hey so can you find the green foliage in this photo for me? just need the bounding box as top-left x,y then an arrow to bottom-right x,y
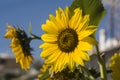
69,0 -> 106,26
39,69 -> 50,80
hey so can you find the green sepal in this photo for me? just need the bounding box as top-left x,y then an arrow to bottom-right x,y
28,22 -> 32,34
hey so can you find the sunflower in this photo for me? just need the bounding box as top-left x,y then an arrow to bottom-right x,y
110,53 -> 120,80
40,7 -> 97,73
4,24 -> 33,70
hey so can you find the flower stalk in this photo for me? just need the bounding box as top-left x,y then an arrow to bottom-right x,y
29,33 -> 41,41
96,45 -> 107,80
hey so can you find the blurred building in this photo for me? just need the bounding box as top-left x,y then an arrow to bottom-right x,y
99,29 -> 120,52
99,29 -> 120,67
0,54 -> 40,80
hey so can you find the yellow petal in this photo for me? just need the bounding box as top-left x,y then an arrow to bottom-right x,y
58,53 -> 68,72
16,54 -> 23,62
41,34 -> 57,42
45,49 -> 61,64
11,38 -> 20,45
55,8 -> 67,30
78,26 -> 97,40
81,37 -> 98,45
40,46 -> 58,58
20,59 -> 24,69
55,8 -> 68,30
41,20 -> 59,34
68,53 -> 75,72
40,43 -> 57,49
15,50 -> 23,57
71,50 -> 84,66
77,47 -> 90,61
60,8 -> 68,28
54,53 -> 65,73
78,41 -> 92,51
5,29 -> 16,38
27,56 -> 33,62
76,15 -> 90,32
12,46 -> 21,53
69,8 -> 82,30
64,7 -> 69,22
49,14 -> 62,28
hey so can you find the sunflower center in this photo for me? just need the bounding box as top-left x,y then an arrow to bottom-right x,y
57,28 -> 78,53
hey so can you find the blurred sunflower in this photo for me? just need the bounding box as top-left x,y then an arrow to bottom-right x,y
4,24 -> 33,70
110,53 -> 120,80
40,7 -> 97,73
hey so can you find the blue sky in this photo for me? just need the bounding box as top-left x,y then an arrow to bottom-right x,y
0,0 -> 110,59
0,0 -> 73,59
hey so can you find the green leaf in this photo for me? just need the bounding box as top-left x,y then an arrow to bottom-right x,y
69,0 -> 107,26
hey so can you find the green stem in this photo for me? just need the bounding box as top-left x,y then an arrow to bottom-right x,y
96,45 -> 107,80
30,33 -> 41,40
29,34 -> 41,41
